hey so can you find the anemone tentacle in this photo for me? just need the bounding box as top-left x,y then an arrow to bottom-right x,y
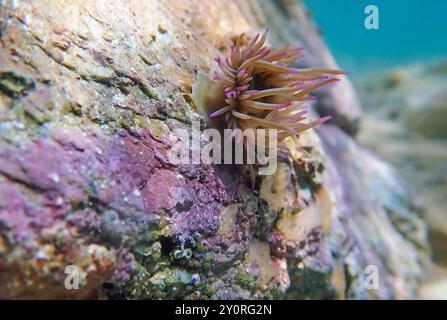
211,29 -> 345,186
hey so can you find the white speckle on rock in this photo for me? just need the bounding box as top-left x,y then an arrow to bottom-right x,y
55,197 -> 64,206
35,249 -> 48,261
49,173 -> 60,183
86,265 -> 97,273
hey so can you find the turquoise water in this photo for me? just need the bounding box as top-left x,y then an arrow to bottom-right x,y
304,0 -> 447,73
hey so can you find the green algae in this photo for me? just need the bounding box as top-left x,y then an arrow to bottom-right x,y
0,72 -> 34,97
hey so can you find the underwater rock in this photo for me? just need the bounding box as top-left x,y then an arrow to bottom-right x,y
319,125 -> 428,299
0,0 -> 428,299
356,60 -> 447,295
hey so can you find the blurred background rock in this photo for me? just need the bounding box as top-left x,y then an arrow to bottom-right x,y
305,0 -> 447,299
355,60 -> 447,299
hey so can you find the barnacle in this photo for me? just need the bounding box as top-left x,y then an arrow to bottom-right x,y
193,29 -> 346,187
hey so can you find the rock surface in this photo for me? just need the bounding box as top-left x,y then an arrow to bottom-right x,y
0,0 -> 428,299
356,60 -> 447,298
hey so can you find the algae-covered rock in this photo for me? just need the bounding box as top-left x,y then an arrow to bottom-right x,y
0,0 -> 428,299
356,60 -> 447,297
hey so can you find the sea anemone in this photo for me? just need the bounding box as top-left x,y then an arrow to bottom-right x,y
193,28 -> 346,187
